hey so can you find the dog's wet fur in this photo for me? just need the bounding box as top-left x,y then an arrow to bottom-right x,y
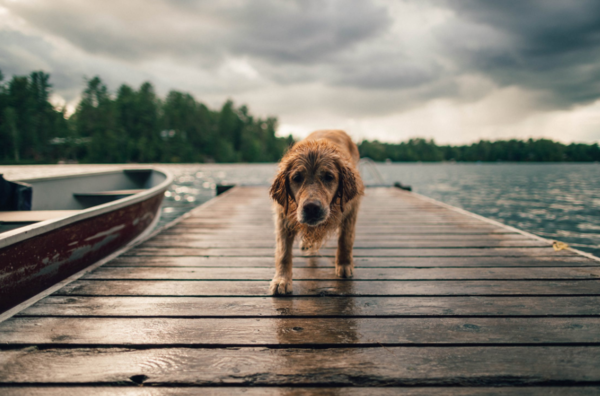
269,130 -> 364,295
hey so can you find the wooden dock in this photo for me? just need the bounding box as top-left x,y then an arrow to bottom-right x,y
1,186 -> 600,394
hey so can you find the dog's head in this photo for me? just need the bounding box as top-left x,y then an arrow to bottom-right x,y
270,139 -> 360,226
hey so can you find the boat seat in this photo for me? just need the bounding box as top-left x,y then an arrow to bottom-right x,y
0,210 -> 81,222
73,189 -> 147,209
73,189 -> 145,197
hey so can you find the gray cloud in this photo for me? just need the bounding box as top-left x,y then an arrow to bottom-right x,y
0,30 -> 155,101
0,30 -> 83,98
224,0 -> 390,64
438,0 -> 600,107
4,0 -> 389,65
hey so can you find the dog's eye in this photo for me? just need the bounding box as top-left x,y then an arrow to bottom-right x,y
321,172 -> 334,182
291,173 -> 303,183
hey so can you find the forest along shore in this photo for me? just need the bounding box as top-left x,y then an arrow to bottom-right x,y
2,69 -> 600,166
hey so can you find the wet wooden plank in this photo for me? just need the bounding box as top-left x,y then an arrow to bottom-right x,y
174,222 -> 491,229
2,388 -> 599,396
83,266 -> 600,280
191,205 -> 460,212
189,214 -> 481,222
18,296 -> 600,317
140,239 -> 547,249
1,347 -> 599,386
4,185 -> 597,393
181,212 -> 483,219
57,279 -> 600,296
150,233 -> 528,242
125,247 -> 564,258
3,317 -> 600,346
164,226 -> 513,234
108,255 -> 598,268
178,218 -> 489,226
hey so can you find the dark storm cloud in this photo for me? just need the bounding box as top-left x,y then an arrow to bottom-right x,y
0,30 -> 154,101
0,30 -> 80,96
2,0 -> 401,99
222,0 -> 390,64
329,58 -> 440,90
439,0 -> 600,107
5,0 -> 389,65
3,1 -> 218,64
3,0 -> 600,113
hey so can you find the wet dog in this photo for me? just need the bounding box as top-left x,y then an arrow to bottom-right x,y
269,130 -> 364,295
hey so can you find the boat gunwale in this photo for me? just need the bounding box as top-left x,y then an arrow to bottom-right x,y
0,167 -> 173,250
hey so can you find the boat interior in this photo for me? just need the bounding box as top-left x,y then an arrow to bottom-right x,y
0,169 -> 163,234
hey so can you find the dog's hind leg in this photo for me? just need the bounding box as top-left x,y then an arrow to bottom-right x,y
270,211 -> 297,295
335,203 -> 359,278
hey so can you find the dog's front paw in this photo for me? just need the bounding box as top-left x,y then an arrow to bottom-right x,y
335,264 -> 354,278
270,277 -> 293,295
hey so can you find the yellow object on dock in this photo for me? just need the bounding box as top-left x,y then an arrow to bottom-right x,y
553,240 -> 570,251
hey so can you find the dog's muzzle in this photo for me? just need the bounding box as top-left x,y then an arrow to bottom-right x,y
300,200 -> 326,225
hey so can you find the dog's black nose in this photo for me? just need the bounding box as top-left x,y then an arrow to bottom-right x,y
302,201 -> 324,224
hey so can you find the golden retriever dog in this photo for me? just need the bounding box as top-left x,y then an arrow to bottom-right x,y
269,129 -> 364,295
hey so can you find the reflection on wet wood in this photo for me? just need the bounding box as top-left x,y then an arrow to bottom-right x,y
1,186 -> 598,392
3,317 -> 600,345
165,225 -> 512,234
108,255 -> 597,268
20,296 -> 600,317
2,388 -> 599,396
141,238 -> 548,249
126,247 -> 566,257
57,279 -> 600,296
150,232 -> 529,242
83,266 -> 600,280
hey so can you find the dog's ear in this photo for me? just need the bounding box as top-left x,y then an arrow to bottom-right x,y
270,165 -> 294,215
336,162 -> 359,213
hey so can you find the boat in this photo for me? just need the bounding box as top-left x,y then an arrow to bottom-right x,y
0,168 -> 172,313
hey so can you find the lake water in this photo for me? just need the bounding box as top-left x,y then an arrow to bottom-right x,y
378,163 -> 600,256
2,163 -> 599,257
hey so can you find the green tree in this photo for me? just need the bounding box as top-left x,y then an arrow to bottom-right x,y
75,76 -> 121,162
3,107 -> 19,162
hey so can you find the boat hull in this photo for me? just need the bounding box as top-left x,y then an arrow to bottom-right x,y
0,192 -> 164,312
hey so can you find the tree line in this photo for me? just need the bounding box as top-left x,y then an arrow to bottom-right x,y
359,138 -> 600,162
1,69 -> 599,164
0,70 -> 292,164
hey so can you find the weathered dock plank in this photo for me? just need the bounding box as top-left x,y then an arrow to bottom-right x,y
1,347 -> 599,386
2,388 -> 599,396
0,186 -> 598,393
3,317 -> 600,346
108,255 -> 597,267
164,225 -> 514,233
19,296 -> 600,317
141,238 -> 548,248
55,279 -> 600,296
125,247 -> 569,257
83,266 -> 600,280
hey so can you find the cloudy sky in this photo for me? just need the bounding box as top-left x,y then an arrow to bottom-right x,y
1,0 -> 600,144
